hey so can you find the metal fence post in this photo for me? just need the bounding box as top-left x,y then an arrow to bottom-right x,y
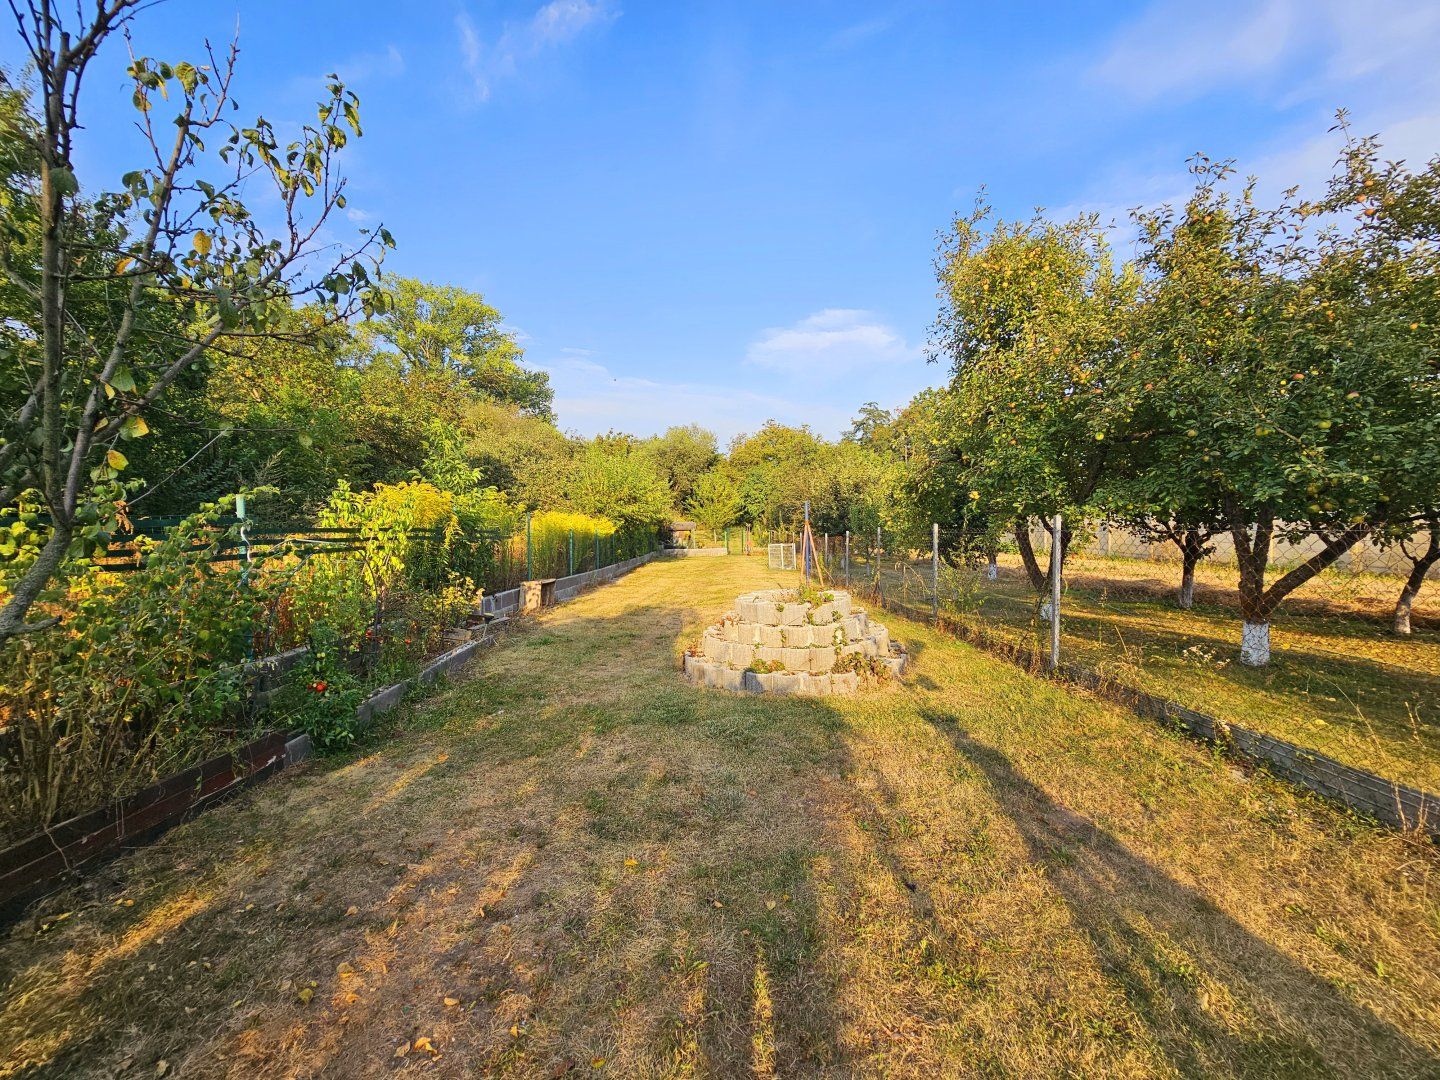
844,530 -> 850,585
568,529 -> 575,576
594,532 -> 600,571
932,522 -> 940,622
1049,513 -> 1063,671
525,512 -> 533,581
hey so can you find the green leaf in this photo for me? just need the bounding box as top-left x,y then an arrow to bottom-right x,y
49,167 -> 79,196
109,367 -> 138,394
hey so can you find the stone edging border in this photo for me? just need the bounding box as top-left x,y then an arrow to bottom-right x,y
858,586 -> 1440,838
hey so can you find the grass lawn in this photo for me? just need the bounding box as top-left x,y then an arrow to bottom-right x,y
2,555 -> 1439,1077
863,553 -> 1440,796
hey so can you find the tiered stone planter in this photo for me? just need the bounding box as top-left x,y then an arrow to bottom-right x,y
683,588 -> 905,696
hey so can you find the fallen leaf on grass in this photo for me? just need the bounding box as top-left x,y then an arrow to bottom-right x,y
413,1036 -> 438,1056
395,1041 -> 410,1059
444,997 -> 459,1007
345,905 -> 358,917
765,900 -> 777,910
296,987 -> 314,1005
623,858 -> 638,868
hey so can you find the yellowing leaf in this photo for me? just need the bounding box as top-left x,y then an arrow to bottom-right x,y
296,986 -> 314,1005
413,1036 -> 437,1056
765,900 -> 777,911
591,1057 -> 607,1068
623,858 -> 638,868
192,231 -> 212,255
120,415 -> 150,439
443,997 -> 459,1007
394,1041 -> 411,1059
106,448 -> 129,471
116,255 -> 134,275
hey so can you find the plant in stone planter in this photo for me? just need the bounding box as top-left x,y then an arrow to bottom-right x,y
833,652 -> 892,685
278,631 -> 365,750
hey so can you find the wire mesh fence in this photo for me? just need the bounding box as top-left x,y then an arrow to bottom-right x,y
818,518 -> 1440,795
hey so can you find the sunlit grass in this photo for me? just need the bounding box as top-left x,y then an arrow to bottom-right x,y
870,554 -> 1440,792
1,555 -> 1437,1077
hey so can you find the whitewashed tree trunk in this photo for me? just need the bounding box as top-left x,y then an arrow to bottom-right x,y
1039,599 -> 1053,623
1239,622 -> 1271,666
986,555 -> 998,581
1178,564 -> 1196,610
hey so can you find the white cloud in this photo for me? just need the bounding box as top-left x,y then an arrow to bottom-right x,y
456,0 -> 616,103
542,354 -> 854,442
1091,0 -> 1440,103
824,16 -> 894,53
745,309 -> 918,373
285,44 -> 405,98
334,44 -> 406,84
1057,0 -> 1440,253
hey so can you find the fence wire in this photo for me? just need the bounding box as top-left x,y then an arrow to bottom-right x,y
806,518 -> 1439,796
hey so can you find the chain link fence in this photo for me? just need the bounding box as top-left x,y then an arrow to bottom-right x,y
811,518 -> 1439,797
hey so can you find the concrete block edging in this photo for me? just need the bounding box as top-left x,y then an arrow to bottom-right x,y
859,588 -> 1440,839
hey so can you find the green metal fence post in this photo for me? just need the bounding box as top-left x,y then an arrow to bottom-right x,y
595,532 -> 600,571
525,512 -> 533,581
568,529 -> 575,576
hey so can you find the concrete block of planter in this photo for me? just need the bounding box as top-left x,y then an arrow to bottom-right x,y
284,733 -> 313,766
686,589 -> 901,697
356,680 -> 409,724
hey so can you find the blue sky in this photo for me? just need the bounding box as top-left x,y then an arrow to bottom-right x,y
7,0 -> 1440,442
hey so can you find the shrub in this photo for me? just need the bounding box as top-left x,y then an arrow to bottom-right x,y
0,498 -> 267,840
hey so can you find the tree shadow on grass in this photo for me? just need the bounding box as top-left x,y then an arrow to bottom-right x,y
919,707 -> 1439,1079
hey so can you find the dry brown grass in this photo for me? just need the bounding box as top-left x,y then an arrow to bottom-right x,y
868,553 -> 1440,793
2,555 -> 1439,1077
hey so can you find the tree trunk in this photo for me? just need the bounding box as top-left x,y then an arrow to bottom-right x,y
1393,523 -> 1440,636
1176,529 -> 1206,610
1230,510 -> 1275,667
1229,506 -> 1368,666
1178,556 -> 1197,610
0,522 -> 72,642
986,549 -> 999,581
1014,523 -> 1047,593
